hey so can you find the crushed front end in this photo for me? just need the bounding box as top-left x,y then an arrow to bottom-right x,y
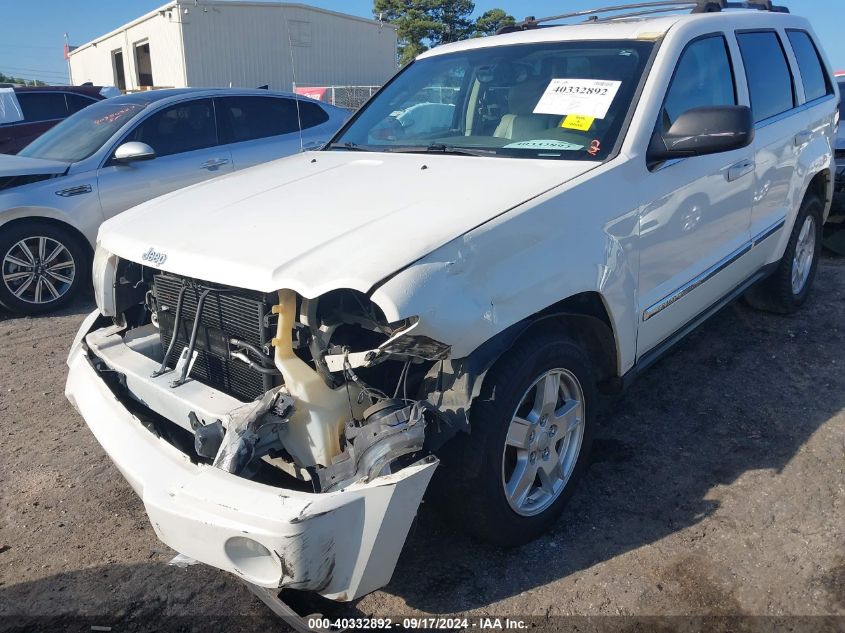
65,250 -> 454,600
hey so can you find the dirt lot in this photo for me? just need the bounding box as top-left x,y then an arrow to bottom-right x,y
0,256 -> 843,632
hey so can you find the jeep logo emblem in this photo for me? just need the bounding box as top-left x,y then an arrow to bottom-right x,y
141,248 -> 168,266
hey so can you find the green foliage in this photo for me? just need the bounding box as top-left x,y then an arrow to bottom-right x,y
473,9 -> 516,37
374,0 -> 515,65
0,71 -> 47,86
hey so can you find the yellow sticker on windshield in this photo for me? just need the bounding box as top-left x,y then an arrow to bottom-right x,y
561,114 -> 595,131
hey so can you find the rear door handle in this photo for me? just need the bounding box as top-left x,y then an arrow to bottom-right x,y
727,159 -> 755,182
201,158 -> 230,170
794,130 -> 812,147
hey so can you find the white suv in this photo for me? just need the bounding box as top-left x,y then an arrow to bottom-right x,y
66,1 -> 838,617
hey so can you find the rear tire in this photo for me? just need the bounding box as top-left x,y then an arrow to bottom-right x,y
0,221 -> 88,316
745,194 -> 823,314
439,329 -> 595,547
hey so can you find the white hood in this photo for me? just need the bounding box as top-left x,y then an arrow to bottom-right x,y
99,151 -> 596,297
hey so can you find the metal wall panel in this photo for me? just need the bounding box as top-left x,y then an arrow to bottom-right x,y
69,3 -> 397,93
179,2 -> 398,90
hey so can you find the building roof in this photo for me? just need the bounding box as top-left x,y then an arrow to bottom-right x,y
69,1 -> 395,57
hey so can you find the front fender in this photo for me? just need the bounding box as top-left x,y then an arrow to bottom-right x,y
371,163 -> 642,375
1,179 -> 103,247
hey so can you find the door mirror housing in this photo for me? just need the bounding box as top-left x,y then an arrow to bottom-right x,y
113,141 -> 156,164
648,106 -> 754,165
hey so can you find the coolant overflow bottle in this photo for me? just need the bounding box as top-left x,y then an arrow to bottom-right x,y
271,289 -> 357,468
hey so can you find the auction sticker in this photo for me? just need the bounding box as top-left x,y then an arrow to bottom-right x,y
534,79 -> 622,119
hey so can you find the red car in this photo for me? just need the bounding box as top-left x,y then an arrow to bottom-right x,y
0,85 -> 114,154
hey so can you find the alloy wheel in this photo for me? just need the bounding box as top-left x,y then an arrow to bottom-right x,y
502,368 -> 586,517
2,236 -> 76,305
791,214 -> 816,295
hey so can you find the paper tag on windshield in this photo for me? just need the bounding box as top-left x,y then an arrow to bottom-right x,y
504,140 -> 584,151
561,114 -> 595,131
534,79 -> 622,120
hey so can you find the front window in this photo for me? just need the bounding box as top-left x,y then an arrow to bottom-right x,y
331,40 -> 654,161
19,101 -> 144,162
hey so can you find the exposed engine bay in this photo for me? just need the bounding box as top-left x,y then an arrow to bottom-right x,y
100,260 -> 454,493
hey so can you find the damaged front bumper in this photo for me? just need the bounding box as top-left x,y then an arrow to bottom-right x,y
65,311 -> 437,601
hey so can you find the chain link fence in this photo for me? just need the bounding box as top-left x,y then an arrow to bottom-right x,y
294,85 -> 381,110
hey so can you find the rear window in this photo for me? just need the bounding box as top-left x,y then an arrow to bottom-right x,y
217,96 -> 329,144
787,30 -> 832,103
16,92 -> 68,122
737,31 -> 796,123
64,92 -> 98,115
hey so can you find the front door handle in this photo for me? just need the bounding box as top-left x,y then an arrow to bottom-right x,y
794,130 -> 812,147
201,158 -> 230,170
727,158 -> 755,182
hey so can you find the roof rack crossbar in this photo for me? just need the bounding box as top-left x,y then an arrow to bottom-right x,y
590,6 -> 701,21
525,2 -> 698,27
498,0 -> 789,33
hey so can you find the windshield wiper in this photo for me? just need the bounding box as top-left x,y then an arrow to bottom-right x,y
327,141 -> 372,152
388,144 -> 496,157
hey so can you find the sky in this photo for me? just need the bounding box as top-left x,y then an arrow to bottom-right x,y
1,0 -> 843,84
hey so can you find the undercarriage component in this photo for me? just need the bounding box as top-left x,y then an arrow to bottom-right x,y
242,582 -> 330,633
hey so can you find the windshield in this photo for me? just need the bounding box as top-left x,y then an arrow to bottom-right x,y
19,101 -> 145,162
331,40 -> 654,161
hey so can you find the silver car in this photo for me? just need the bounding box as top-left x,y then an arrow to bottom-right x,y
0,88 -> 348,315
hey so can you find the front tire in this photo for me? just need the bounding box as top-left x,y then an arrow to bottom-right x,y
0,222 -> 88,316
440,329 -> 595,547
745,194 -> 823,314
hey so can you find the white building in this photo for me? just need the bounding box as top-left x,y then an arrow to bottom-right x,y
68,1 -> 398,92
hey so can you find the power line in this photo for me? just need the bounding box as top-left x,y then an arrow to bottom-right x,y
1,66 -> 69,77
0,44 -> 61,50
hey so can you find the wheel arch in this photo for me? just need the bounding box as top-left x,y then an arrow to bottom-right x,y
422,290 -> 620,451
0,215 -> 94,262
804,168 -> 833,222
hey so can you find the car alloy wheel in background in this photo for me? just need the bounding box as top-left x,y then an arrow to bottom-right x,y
2,236 -> 77,306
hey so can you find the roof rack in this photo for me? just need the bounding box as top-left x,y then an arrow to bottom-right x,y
497,0 -> 789,34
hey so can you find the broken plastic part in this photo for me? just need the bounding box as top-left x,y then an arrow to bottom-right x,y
316,400 -> 438,491
212,388 -> 291,474
168,553 -> 199,568
193,417 -> 225,459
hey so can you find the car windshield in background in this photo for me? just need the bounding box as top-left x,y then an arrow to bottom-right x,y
18,101 -> 145,163
331,40 -> 654,161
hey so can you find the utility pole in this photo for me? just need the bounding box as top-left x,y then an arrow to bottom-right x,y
64,33 -> 73,84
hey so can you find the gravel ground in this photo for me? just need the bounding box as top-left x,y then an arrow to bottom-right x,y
0,256 -> 843,632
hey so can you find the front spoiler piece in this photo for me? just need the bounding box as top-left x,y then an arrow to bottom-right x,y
65,311 -> 438,601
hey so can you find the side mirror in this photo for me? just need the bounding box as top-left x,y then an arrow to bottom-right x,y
648,106 -> 754,165
113,141 -> 156,164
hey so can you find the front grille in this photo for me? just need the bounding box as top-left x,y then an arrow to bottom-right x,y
153,273 -> 277,402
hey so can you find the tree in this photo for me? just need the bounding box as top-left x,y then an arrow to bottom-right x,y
374,0 -> 514,65
0,71 -> 47,86
473,9 -> 515,37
